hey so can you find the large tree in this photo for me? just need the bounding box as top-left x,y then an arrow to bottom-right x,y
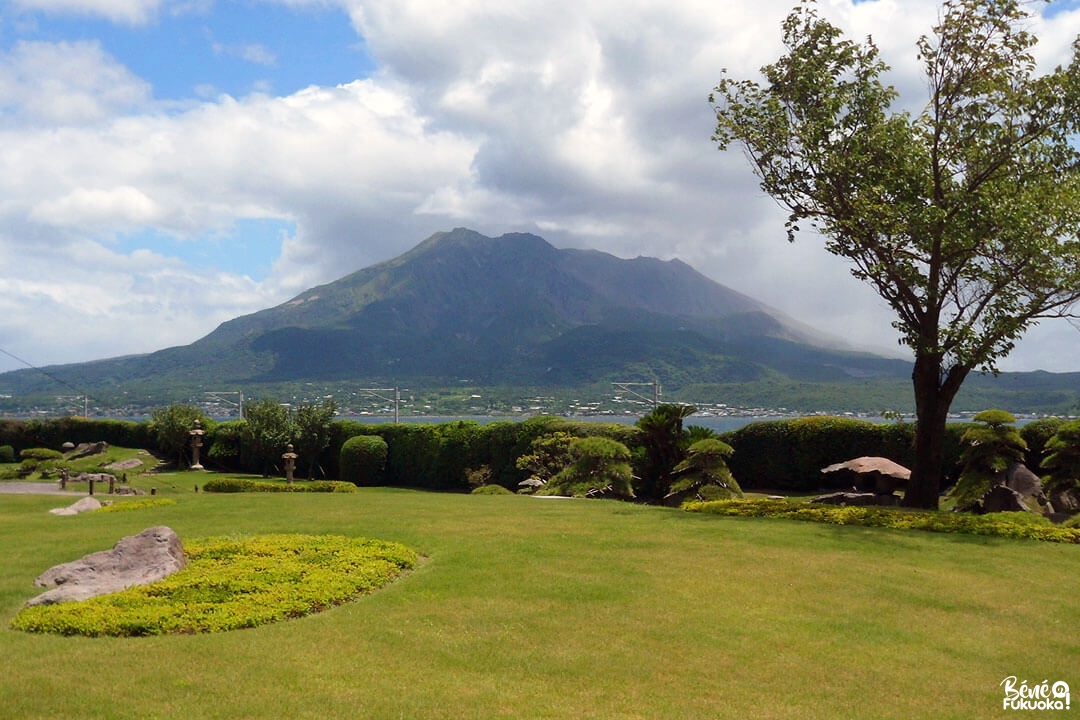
711,0 -> 1080,508
292,398 -> 338,480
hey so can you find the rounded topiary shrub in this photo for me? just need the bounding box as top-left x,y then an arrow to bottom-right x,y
20,448 -> 63,461
471,484 -> 514,495
0,445 -> 14,463
339,434 -> 389,485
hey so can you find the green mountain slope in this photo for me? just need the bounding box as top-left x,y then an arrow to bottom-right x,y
0,227 -> 921,402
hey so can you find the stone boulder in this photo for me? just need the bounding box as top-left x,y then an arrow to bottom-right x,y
66,441 -> 109,460
957,463 -> 1053,516
27,526 -> 187,606
70,472 -> 115,484
810,491 -> 899,507
980,485 -> 1029,514
1050,487 -> 1080,512
48,497 -> 102,516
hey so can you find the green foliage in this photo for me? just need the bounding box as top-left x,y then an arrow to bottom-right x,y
634,404 -> 697,503
433,421 -> 487,489
669,438 -> 741,503
1020,417 -> 1064,472
0,445 -> 14,463
712,0 -> 1080,508
17,447 -> 65,477
1041,419 -> 1080,496
98,498 -> 178,513
20,447 -> 63,461
951,410 -> 1027,507
471,484 -> 513,495
206,420 -> 244,469
542,436 -> 634,498
515,431 -> 575,491
339,435 -> 388,486
292,398 -> 338,480
241,398 -> 293,478
202,478 -> 356,493
685,499 -> 1080,544
722,417 -> 916,491
11,534 -> 416,636
150,405 -> 213,467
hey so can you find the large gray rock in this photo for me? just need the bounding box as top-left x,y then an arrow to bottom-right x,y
1050,487 -> 1080,512
66,441 -> 109,460
48,497 -> 102,516
980,485 -> 1029,513
810,491 -> 898,507
27,526 -> 186,606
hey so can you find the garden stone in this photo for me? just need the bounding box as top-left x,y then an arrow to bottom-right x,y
1050,487 -> 1080,512
66,441 -> 109,460
979,485 -> 1029,514
27,526 -> 186,606
811,491 -> 880,506
48,497 -> 102,516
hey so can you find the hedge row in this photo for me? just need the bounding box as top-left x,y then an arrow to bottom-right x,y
2,414 -> 1062,495
328,416 -> 638,491
201,478 -> 356,493
0,417 -> 154,454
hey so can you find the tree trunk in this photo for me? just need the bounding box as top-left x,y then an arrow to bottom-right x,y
904,353 -> 967,509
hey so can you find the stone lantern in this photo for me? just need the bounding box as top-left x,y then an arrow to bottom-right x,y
189,419 -> 206,470
282,443 -> 298,484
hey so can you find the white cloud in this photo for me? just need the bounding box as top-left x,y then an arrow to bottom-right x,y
0,40 -> 151,125
2,0 -> 1080,378
9,0 -> 164,24
212,41 -> 277,67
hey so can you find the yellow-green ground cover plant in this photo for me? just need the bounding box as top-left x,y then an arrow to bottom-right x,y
686,498 -> 1080,543
11,533 -> 416,636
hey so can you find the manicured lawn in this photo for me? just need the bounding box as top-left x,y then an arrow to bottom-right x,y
1,486 -> 1077,719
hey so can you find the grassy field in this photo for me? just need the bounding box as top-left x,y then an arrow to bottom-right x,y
1,482 -> 1077,719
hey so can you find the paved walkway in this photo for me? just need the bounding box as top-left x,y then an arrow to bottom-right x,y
0,482 -> 86,495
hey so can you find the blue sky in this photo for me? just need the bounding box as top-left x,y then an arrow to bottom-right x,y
3,3 -> 375,100
1,0 -> 1080,377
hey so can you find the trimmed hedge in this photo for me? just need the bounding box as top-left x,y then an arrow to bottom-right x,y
11,534 -> 416,636
202,478 -> 356,493
685,498 -> 1080,543
0,418 -> 154,455
719,417 -> 975,492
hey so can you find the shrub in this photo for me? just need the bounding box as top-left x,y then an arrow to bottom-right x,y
720,417 -> 973,492
99,498 -> 178,513
201,478 -> 356,493
20,448 -> 63,461
0,445 -> 14,463
339,435 -> 389,486
722,417 -> 894,491
471,484 -> 514,495
685,499 -> 1080,544
1041,419 -> 1080,497
542,436 -> 634,498
950,410 -> 1027,508
11,534 -> 417,636
1021,417 -> 1065,471
668,438 -> 741,503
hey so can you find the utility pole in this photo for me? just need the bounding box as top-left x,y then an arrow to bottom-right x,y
205,390 -> 244,419
358,388 -> 402,423
612,380 -> 661,409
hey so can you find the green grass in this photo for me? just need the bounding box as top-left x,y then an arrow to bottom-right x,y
1,488 -> 1077,719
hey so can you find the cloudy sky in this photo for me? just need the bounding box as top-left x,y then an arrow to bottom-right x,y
2,0 -> 1080,376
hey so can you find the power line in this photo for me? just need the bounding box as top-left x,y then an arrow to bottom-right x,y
0,345 -> 93,415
